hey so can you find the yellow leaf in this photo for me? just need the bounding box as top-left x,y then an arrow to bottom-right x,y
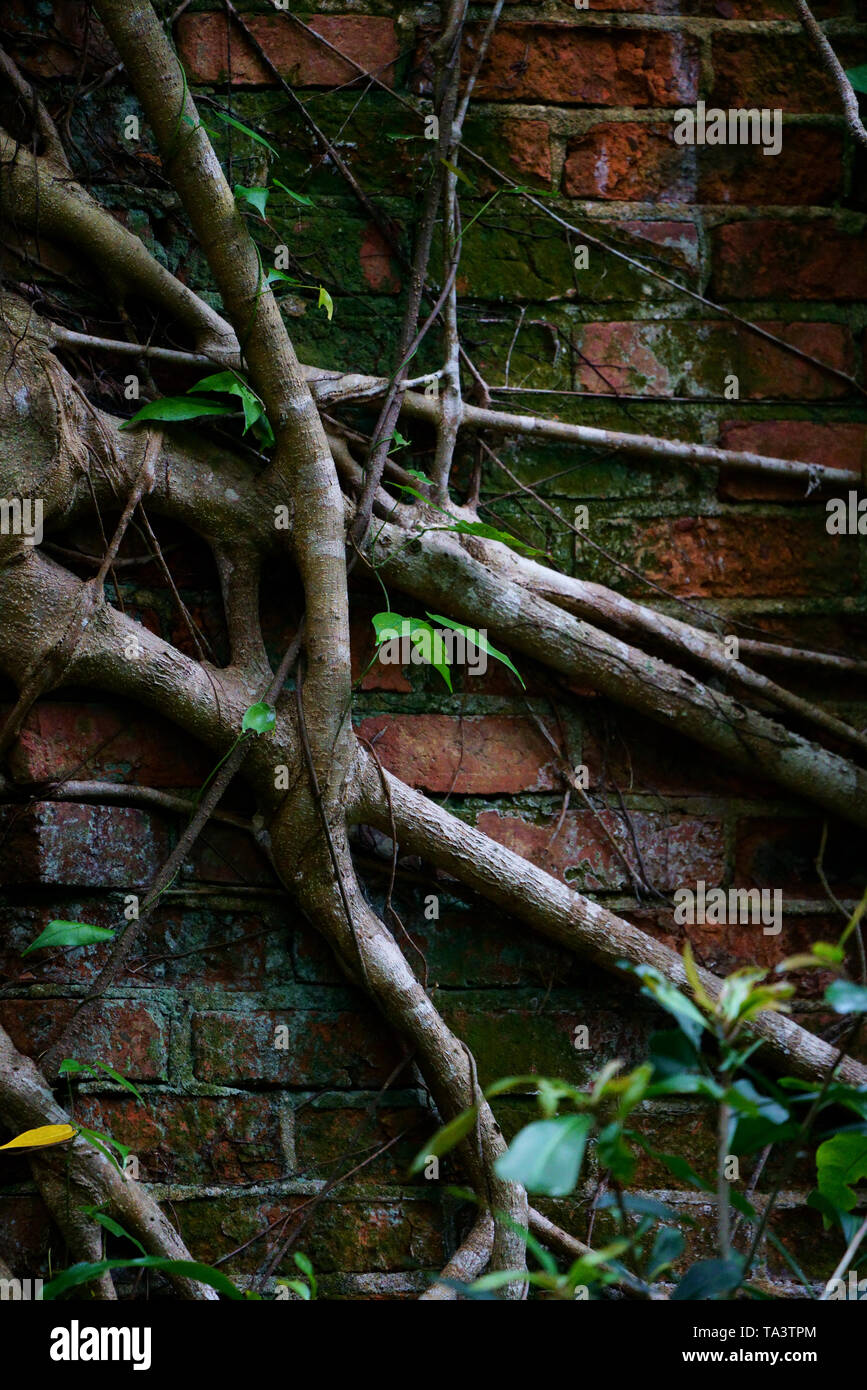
0,1124 -> 77,1152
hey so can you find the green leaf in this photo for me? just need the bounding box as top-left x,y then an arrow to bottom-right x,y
596,1121 -> 636,1185
648,1225 -> 685,1279
372,612 -> 453,691
266,268 -> 302,288
426,613 -> 526,689
188,371 -> 267,436
406,468 -> 433,485
649,1149 -> 715,1195
409,1106 -> 478,1174
648,1028 -> 701,1079
436,519 -> 542,557
812,941 -> 845,964
598,1193 -> 681,1223
58,1058 -> 145,1106
292,1251 -> 317,1299
121,398 -> 235,428
22,920 -> 114,957
826,980 -> 867,1015
672,1257 -> 742,1301
81,1207 -> 146,1255
43,1256 -> 247,1301
439,158 -> 475,189
76,1126 -> 130,1174
494,1114 -> 592,1196
807,1189 -> 864,1238
845,65 -> 867,94
242,701 -> 277,735
627,963 -> 708,1047
234,184 -> 270,219
281,1279 -> 311,1299
212,109 -> 278,155
317,286 -> 334,321
273,177 -> 314,206
816,1132 -> 867,1213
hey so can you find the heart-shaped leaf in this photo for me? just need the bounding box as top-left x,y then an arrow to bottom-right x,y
242,701 -> 277,735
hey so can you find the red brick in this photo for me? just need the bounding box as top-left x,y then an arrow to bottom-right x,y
570,320 -> 855,399
74,1094 -> 287,1183
3,1 -> 116,79
187,821 -> 275,888
718,421 -> 867,500
176,1193 -> 443,1274
699,0 -> 843,14
355,715 -> 559,794
582,704 -> 778,799
0,1000 -> 168,1080
0,802 -> 170,888
735,816 -> 866,900
563,122 -> 694,201
711,33 -> 867,113
711,220 -> 867,301
416,25 -> 699,106
624,906 -> 850,992
359,223 -> 401,294
177,13 -> 399,87
192,1009 -> 404,1086
592,513 -> 857,598
499,118 -> 552,184
476,808 -> 725,892
699,132 -> 843,205
563,122 -> 840,204
295,1105 -> 429,1183
7,702 -> 212,788
615,220 -> 700,272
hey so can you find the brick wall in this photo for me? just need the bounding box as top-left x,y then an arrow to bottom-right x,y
1,0 -> 865,1296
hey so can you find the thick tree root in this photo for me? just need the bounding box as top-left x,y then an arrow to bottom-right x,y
0,1025 -> 219,1299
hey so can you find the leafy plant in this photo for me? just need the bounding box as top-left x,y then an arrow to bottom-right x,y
411,923 -> 867,1300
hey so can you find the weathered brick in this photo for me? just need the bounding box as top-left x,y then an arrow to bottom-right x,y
74,1093 -> 288,1183
7,702 -> 212,788
177,13 -> 399,87
0,802 -> 170,888
4,1 -> 116,78
0,1000 -> 168,1080
569,320 -> 855,399
0,1196 -> 54,1278
192,1008 -> 404,1086
578,513 -> 856,598
416,24 -> 700,106
563,121 -> 839,204
564,122 -> 695,201
718,421 -> 867,500
711,220 -> 867,301
698,132 -> 843,205
176,1193 -> 443,1273
355,715 -> 559,793
734,816 -> 866,899
295,1104 -> 428,1183
475,808 -> 725,893
711,33 -> 867,112
582,704 -> 777,798
441,1000 -> 654,1086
